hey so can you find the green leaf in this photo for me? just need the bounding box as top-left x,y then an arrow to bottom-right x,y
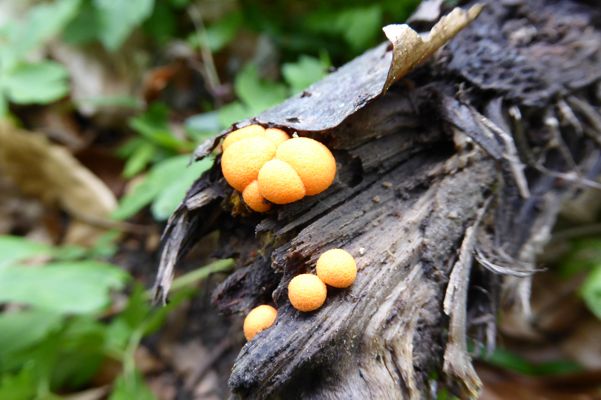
62,1 -> 103,45
109,370 -> 156,400
189,12 -> 242,52
235,64 -> 288,113
4,62 -> 69,104
337,5 -> 382,51
143,0 -> 176,45
1,0 -> 81,68
582,265 -> 601,319
0,236 -> 51,268
0,365 -> 37,400
282,55 -> 329,94
151,157 -> 213,220
113,155 -> 209,220
218,101 -> 252,127
123,142 -> 157,178
51,317 -> 107,389
94,0 -> 155,50
185,111 -> 221,141
479,347 -> 582,376
305,5 -> 382,53
0,310 -> 63,358
0,261 -> 128,314
559,238 -> 601,278
129,103 -> 192,151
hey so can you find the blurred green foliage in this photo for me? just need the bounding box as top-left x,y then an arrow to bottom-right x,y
0,235 -> 232,399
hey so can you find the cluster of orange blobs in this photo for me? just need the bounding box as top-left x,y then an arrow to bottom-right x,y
221,124 -> 337,212
243,249 -> 357,340
220,125 -> 357,341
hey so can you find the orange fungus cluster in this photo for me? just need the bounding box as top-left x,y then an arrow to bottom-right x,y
221,124 -> 336,212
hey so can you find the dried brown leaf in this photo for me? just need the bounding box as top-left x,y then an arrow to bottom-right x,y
0,121 -> 116,243
382,4 -> 484,92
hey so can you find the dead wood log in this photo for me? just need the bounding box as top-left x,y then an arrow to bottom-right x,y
154,0 -> 601,398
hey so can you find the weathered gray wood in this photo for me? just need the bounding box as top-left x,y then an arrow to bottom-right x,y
154,0 -> 601,398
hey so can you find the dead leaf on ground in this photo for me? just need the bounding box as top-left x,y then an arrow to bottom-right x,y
0,120 -> 117,245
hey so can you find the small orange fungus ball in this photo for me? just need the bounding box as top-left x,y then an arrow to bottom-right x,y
222,124 -> 265,150
221,137 -> 276,192
242,180 -> 271,212
316,249 -> 357,288
258,159 -> 306,204
288,274 -> 327,312
276,137 -> 336,195
265,128 -> 290,147
243,305 -> 277,341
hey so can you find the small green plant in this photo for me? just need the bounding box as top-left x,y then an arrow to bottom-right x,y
0,0 -> 80,115
0,235 -> 232,399
559,237 -> 601,319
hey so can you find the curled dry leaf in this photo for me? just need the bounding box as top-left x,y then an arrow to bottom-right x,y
0,121 -> 117,244
382,4 -> 484,92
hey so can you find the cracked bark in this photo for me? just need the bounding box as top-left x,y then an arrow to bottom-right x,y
154,0 -> 601,398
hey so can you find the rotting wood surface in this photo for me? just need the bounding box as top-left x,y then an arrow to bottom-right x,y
154,0 -> 601,398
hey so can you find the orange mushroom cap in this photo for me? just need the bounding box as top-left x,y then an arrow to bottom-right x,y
276,137 -> 336,196
242,180 -> 272,212
243,305 -> 277,340
316,248 -> 357,288
257,159 -> 306,204
288,274 -> 327,312
221,137 -> 276,192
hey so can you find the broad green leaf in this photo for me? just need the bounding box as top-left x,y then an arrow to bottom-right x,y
559,238 -> 601,278
113,155 -> 207,220
582,265 -> 601,319
94,0 -> 155,50
51,317 -> 107,389
1,0 -> 81,69
123,142 -> 157,178
189,12 -> 242,52
185,111 -> 221,141
218,101 -> 252,127
143,0 -> 176,45
235,64 -> 287,113
0,310 -> 63,357
151,157 -> 213,220
337,5 -> 382,51
110,371 -> 156,400
0,261 -> 128,314
305,5 -> 382,53
129,103 -> 192,151
62,1 -> 103,45
0,365 -> 37,400
4,62 -> 69,104
282,55 -> 328,94
0,236 -> 51,268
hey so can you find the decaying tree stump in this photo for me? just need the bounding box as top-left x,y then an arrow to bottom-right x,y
154,0 -> 601,398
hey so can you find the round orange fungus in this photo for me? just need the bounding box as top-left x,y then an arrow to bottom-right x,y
288,273 -> 327,312
243,304 -> 277,341
221,137 -> 276,192
257,159 -> 306,204
316,248 -> 357,288
276,137 -> 337,196
221,125 -> 337,212
242,180 -> 271,212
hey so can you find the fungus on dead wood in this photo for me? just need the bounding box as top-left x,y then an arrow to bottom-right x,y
154,0 -> 601,398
